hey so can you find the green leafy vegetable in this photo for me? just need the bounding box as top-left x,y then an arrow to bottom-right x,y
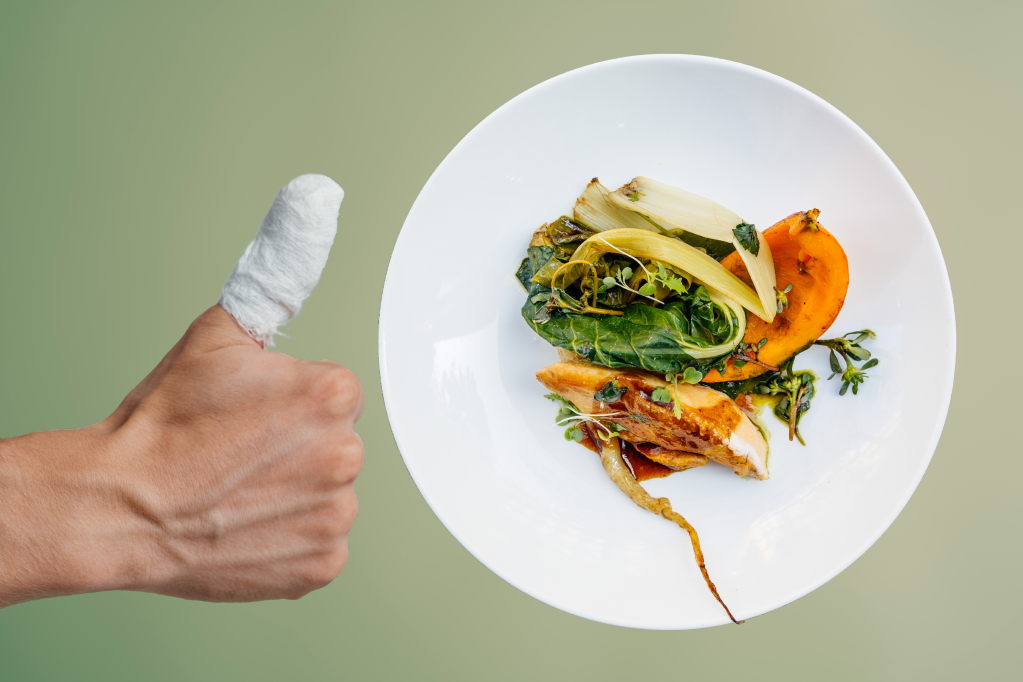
593,380 -> 628,406
571,228 -> 765,320
732,222 -> 760,256
665,228 -> 736,261
633,212 -> 737,261
546,215 -> 595,245
517,246 -> 744,375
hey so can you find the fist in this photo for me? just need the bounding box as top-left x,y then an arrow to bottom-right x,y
104,305 -> 365,601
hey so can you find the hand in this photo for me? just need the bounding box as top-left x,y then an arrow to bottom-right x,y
0,305 -> 365,607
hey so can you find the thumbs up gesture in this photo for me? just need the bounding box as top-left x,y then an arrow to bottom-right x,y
0,176 -> 365,607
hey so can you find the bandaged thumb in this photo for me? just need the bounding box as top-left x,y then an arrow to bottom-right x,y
219,174 -> 343,347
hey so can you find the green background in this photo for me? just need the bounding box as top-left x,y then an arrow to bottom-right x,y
0,1 -> 1018,679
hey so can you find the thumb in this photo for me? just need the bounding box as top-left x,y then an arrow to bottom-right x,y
103,305 -> 254,429
219,174 -> 344,348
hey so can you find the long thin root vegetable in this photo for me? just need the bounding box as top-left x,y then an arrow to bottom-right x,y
582,424 -> 743,624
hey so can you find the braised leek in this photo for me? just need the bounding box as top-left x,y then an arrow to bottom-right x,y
570,228 -> 770,321
609,177 -> 777,322
608,177 -> 740,242
573,179 -> 656,233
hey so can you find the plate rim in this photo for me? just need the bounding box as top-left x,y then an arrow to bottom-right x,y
378,53 -> 957,629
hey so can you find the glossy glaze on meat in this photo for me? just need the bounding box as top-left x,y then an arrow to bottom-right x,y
536,361 -> 769,480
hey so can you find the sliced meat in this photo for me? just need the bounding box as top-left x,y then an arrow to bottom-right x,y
632,443 -> 708,472
576,433 -> 706,481
536,361 -> 769,480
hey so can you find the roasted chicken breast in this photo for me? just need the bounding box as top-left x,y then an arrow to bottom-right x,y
536,360 -> 769,480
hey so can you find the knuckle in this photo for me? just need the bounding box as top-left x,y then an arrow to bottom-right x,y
312,365 -> 363,418
318,433 -> 365,486
313,492 -> 362,539
310,494 -> 358,544
304,545 -> 349,590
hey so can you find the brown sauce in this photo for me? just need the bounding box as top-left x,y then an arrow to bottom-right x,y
576,432 -> 675,481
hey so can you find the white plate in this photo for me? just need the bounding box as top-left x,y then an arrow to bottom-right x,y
379,55 -> 955,629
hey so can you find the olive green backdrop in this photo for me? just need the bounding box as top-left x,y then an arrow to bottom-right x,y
0,1 -> 1017,680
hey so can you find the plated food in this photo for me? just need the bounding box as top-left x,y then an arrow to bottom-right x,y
381,55 -> 952,629
516,177 -> 878,622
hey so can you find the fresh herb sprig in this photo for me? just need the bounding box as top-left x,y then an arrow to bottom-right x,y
545,392 -> 627,442
774,284 -> 793,314
731,337 -> 777,371
650,368 -> 704,419
753,360 -> 816,445
815,330 -> 879,395
599,266 -> 634,294
637,262 -> 689,297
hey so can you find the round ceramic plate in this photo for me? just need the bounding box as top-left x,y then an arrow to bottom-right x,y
378,55 -> 955,629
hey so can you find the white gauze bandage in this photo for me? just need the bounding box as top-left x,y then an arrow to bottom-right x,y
219,174 -> 343,347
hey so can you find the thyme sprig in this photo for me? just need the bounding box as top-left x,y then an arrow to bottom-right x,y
814,329 -> 879,395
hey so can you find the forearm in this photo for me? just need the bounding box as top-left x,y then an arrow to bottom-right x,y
0,427 -> 148,608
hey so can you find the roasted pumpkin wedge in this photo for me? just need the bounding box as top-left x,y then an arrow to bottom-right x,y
703,209 -> 849,382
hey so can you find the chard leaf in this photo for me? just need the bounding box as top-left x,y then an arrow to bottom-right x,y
665,229 -> 736,261
546,216 -> 595,245
518,246 -> 738,375
530,257 -> 564,287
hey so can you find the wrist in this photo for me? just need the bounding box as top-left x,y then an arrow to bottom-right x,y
0,427 -> 154,607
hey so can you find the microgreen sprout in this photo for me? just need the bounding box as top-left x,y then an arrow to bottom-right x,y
654,368 -> 702,419
597,265 -> 637,295
638,262 -> 690,298
662,375 -> 683,419
545,392 -> 626,441
815,330 -> 878,395
594,237 -> 665,305
774,283 -> 793,314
